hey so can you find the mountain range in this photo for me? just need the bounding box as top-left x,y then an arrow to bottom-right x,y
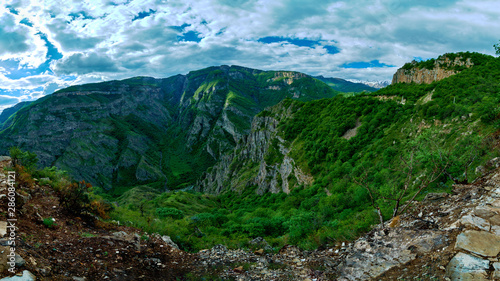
0,65 -> 343,195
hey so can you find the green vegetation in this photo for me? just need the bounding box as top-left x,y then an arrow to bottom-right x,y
9,146 -> 38,171
43,218 -> 56,228
110,53 -> 500,252
4,54 -> 500,255
0,66 -> 338,197
314,76 -> 378,93
401,52 -> 492,71
8,148 -> 113,221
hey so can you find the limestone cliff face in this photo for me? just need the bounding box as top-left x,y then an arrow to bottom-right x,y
197,101 -> 314,195
392,56 -> 473,84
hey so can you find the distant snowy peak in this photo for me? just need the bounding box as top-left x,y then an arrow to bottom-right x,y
346,79 -> 390,89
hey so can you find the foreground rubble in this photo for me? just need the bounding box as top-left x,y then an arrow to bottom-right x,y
191,166 -> 500,280
5,155 -> 500,280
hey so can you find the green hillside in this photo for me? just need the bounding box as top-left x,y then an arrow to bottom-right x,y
111,52 -> 500,252
314,76 -> 378,93
4,53 -> 500,253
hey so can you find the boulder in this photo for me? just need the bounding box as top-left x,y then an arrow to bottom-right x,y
460,215 -> 490,231
455,230 -> 500,257
474,206 -> 500,219
0,221 -> 7,237
112,231 -> 128,239
445,252 -> 489,281
489,214 -> 500,226
161,235 -> 179,249
494,262 -> 500,279
249,237 -> 273,252
14,254 -> 25,267
337,229 -> 445,280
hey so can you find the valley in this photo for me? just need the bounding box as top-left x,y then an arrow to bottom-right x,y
2,51 -> 500,280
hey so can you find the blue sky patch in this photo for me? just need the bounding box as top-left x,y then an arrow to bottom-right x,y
323,45 -> 340,54
132,9 -> 156,21
7,7 -> 18,15
258,36 -> 317,47
259,36 -> 319,48
20,18 -> 33,27
258,37 -> 339,54
0,33 -> 62,80
0,89 -> 28,99
170,23 -> 191,32
342,60 -> 395,68
178,31 -> 202,43
68,11 -> 94,21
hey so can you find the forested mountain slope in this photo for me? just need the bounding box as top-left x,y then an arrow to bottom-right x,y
0,66 -> 338,195
180,52 -> 500,249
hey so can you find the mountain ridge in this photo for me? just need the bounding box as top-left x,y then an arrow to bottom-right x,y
0,65 -> 339,195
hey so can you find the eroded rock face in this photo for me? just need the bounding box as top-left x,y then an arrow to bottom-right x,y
197,102 -> 314,195
392,56 -> 473,85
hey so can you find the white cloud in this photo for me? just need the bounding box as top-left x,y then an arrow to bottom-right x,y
1,0 -> 500,111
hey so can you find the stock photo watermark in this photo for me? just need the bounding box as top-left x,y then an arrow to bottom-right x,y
6,171 -> 17,273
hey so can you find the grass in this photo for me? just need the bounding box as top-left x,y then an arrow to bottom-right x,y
43,218 -> 56,228
80,232 -> 98,238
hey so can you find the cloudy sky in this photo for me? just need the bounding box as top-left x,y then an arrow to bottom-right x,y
0,0 -> 499,112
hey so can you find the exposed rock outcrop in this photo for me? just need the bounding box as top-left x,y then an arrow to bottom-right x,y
392,56 -> 473,84
197,101 -> 314,195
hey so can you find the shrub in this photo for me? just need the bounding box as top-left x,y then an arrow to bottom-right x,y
13,165 -> 35,189
156,207 -> 184,219
9,147 -> 38,171
56,180 -> 92,215
43,218 -> 56,228
89,199 -> 113,219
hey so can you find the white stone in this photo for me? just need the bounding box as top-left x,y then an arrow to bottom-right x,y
492,225 -> 500,236
445,252 -> 489,281
491,188 -> 500,198
0,270 -> 36,281
493,262 -> 500,279
0,221 -> 7,237
460,215 -> 490,231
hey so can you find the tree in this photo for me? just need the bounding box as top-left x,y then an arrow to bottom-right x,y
353,171 -> 385,226
353,130 -> 447,226
495,40 -> 500,55
417,128 -> 484,184
57,180 -> 92,215
382,149 -> 444,217
9,147 -> 38,170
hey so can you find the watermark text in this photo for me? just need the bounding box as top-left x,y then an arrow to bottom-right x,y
7,171 -> 16,273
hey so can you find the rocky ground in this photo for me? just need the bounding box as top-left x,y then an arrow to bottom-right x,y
4,157 -> 500,280
0,159 -> 194,280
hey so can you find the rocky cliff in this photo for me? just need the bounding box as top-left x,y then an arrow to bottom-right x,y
392,55 -> 473,84
197,100 -> 313,195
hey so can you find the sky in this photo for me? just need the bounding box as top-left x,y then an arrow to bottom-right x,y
0,0 -> 499,112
